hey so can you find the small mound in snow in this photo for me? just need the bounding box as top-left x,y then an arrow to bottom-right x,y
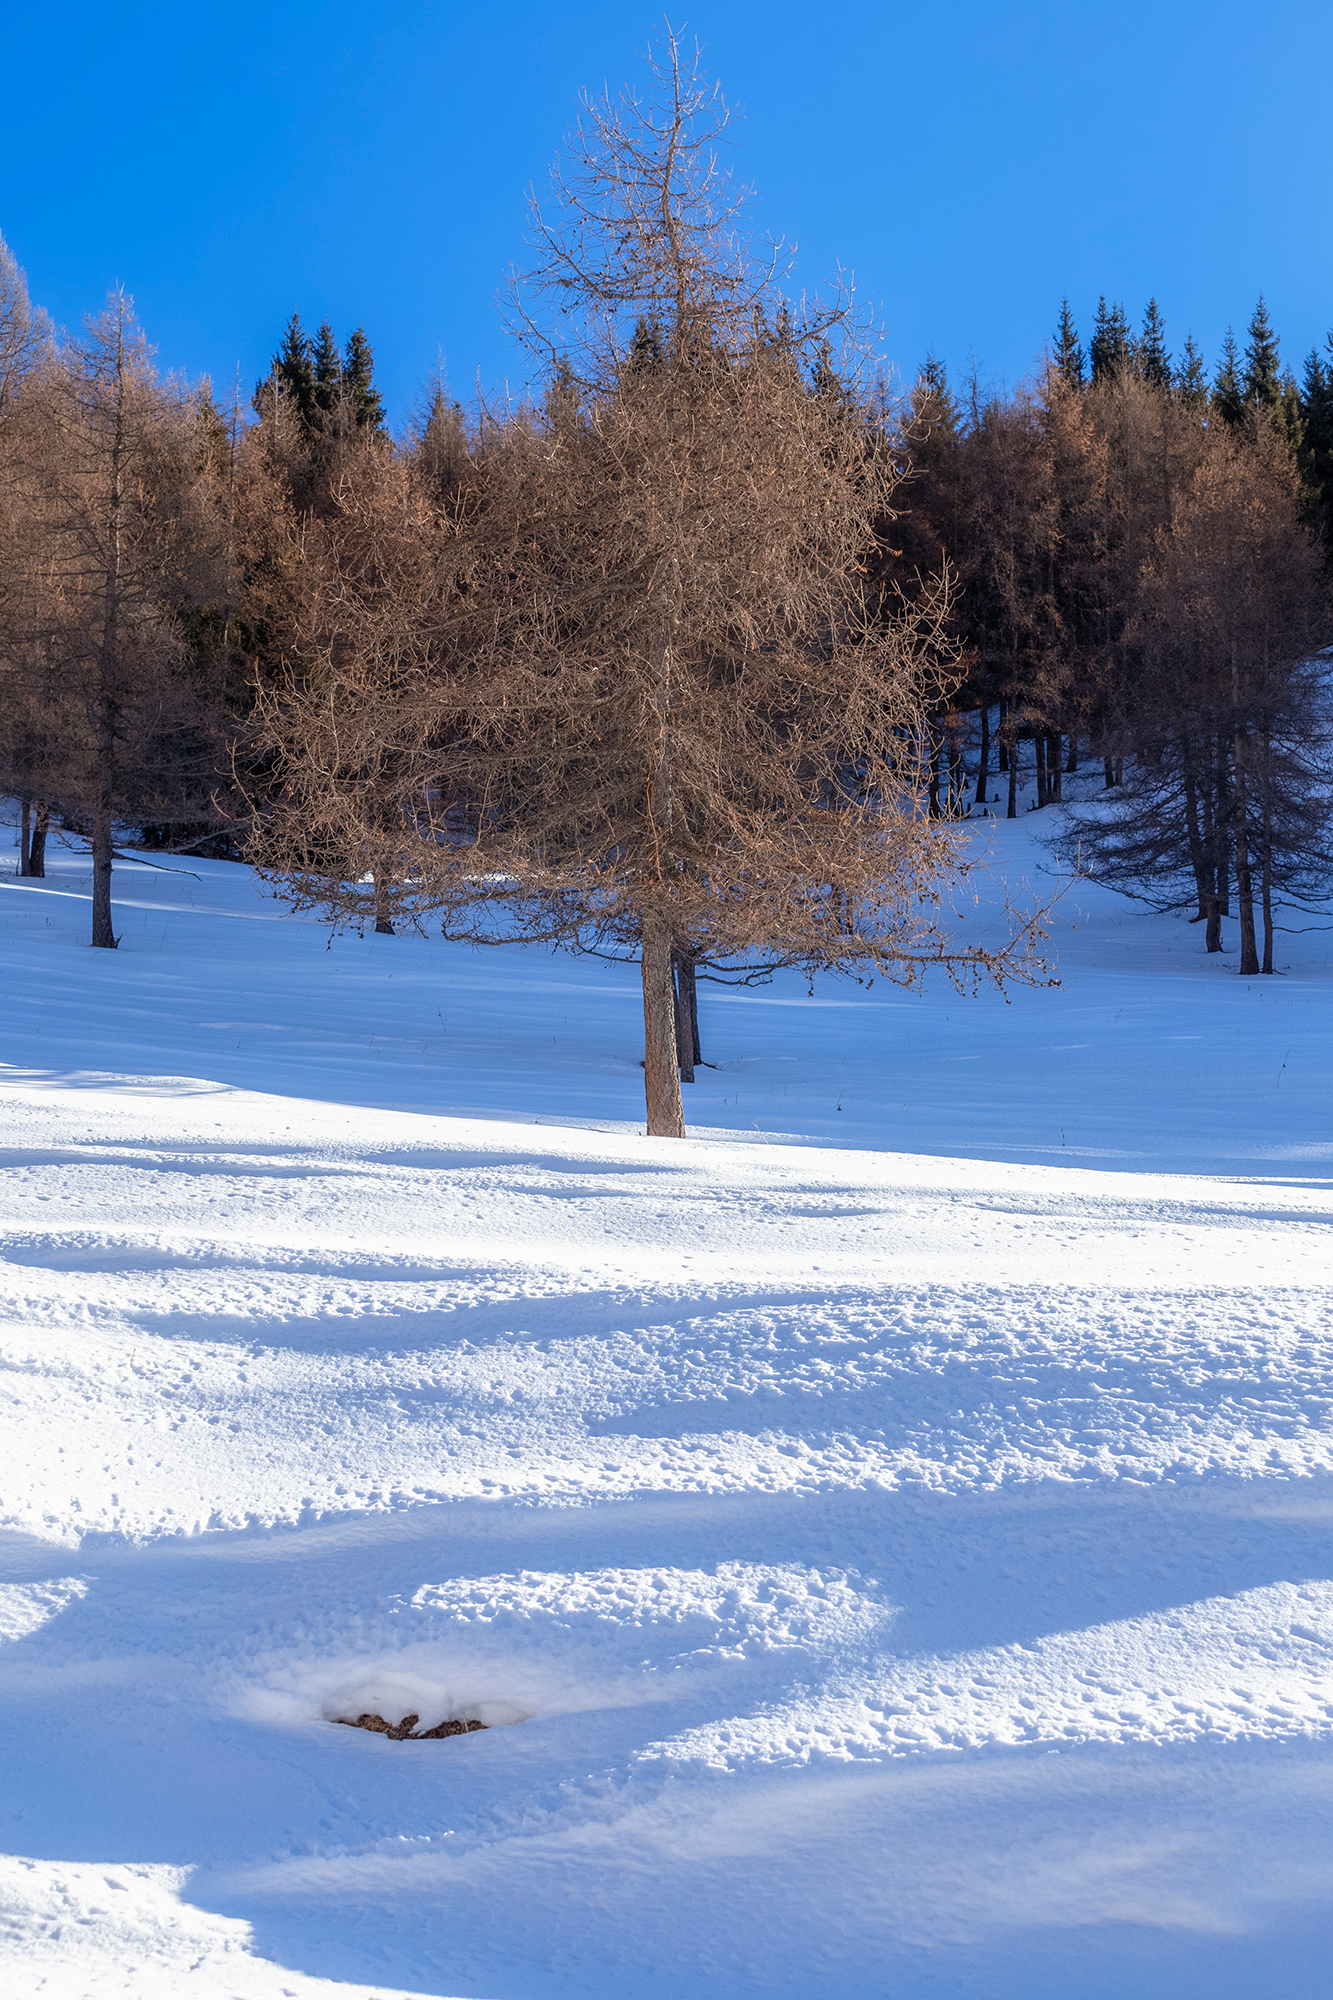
335,1708 -> 489,1741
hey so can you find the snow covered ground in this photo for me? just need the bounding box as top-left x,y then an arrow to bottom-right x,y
1,801 -> 1331,1998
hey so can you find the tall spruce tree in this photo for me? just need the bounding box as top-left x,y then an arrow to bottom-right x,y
1139,297 -> 1171,389
1299,335 -> 1333,557
1090,297 -> 1132,382
1054,297 -> 1084,389
343,327 -> 385,430
1213,328 -> 1245,427
1175,333 -> 1208,410
257,312 -> 317,427
1242,296 -> 1282,413
312,319 -> 343,416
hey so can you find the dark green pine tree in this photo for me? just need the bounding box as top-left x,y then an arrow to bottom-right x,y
1242,295 -> 1282,413
1212,327 -> 1245,427
1298,335 -> 1333,557
343,327 -> 386,430
1089,296 -> 1133,382
1138,297 -> 1171,389
917,353 -> 961,436
1277,368 -> 1304,458
1053,298 -> 1084,389
627,314 -> 665,373
254,311 -> 316,426
1174,332 -> 1209,410
312,319 -> 343,416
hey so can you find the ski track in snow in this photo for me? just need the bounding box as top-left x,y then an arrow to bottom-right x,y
1,813 -> 1332,1998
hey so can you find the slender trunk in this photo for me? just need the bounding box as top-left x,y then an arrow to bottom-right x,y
93,312 -> 126,951
28,805 -> 48,879
672,949 -> 696,1082
1066,732 -> 1077,774
1104,754 -> 1115,789
1114,755 -> 1124,786
1233,732 -> 1259,975
91,811 -> 117,949
1034,730 -> 1047,808
975,703 -> 989,807
1047,731 -> 1062,804
1007,729 -> 1018,818
1215,738 -> 1230,916
1182,752 -> 1209,923
20,800 -> 31,875
642,920 -> 685,1136
997,699 -> 1009,773
373,872 -> 394,936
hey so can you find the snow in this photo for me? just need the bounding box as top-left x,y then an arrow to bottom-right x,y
1,802 -> 1331,1998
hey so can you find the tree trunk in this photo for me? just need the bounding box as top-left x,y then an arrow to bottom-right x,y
642,921 -> 685,1135
997,699 -> 1009,773
1104,755 -> 1115,788
1007,731 -> 1018,818
28,805 -> 48,878
1047,731 -> 1062,803
20,800 -> 31,875
1066,733 -> 1077,774
1034,730 -> 1047,808
1215,737 -> 1230,915
975,703 -> 989,807
91,810 -> 117,949
1233,733 -> 1259,975
673,949 -> 697,1081
1182,753 -> 1207,920
373,872 -> 394,935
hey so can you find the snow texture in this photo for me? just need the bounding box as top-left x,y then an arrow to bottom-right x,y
1,803 -> 1331,1998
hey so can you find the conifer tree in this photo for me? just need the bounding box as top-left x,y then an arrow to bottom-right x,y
1299,336 -> 1333,556
1242,296 -> 1282,412
1213,328 -> 1245,427
1089,297 -> 1132,382
1175,333 -> 1208,410
1054,298 -> 1084,389
628,314 -> 665,372
312,319 -> 343,415
1139,297 -> 1171,390
257,313 -> 316,427
343,327 -> 385,430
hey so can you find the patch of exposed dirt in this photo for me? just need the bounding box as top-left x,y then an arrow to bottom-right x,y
336,1710 -> 488,1741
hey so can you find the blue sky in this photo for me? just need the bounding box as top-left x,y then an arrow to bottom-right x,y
3,1 -> 1330,425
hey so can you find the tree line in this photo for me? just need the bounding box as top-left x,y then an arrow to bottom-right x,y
2,33 -> 1330,1128
889,294 -> 1333,975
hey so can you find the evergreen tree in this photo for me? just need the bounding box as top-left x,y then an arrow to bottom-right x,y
1298,335 -> 1333,556
1242,295 -> 1282,412
1053,297 -> 1084,389
1138,297 -> 1171,390
1277,367 -> 1304,458
256,312 -> 316,427
1213,327 -> 1245,427
917,353 -> 961,437
1175,332 -> 1208,410
628,314 -> 664,372
312,319 -> 343,416
343,327 -> 385,430
1089,297 -> 1133,382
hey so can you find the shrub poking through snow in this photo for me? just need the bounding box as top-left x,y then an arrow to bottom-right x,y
335,1709 -> 488,1741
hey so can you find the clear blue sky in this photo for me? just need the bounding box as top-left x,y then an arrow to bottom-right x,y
3,1 -> 1330,425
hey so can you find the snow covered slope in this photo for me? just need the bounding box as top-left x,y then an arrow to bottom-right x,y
1,815 -> 1331,1999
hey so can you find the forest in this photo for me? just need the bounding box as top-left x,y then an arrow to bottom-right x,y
2,44 -> 1331,1135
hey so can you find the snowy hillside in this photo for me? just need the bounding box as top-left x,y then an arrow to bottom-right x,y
1,812 -> 1331,1999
